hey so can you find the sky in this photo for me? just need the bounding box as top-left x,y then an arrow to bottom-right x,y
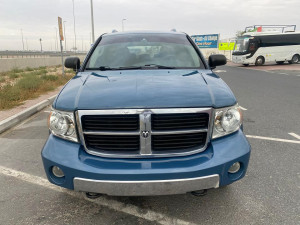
0,0 -> 299,51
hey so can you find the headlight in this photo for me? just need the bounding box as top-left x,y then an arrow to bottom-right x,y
48,109 -> 78,142
212,104 -> 242,139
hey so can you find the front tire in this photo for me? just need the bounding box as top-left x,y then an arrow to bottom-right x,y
255,56 -> 265,66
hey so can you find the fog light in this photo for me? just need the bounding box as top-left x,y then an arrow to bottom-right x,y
52,166 -> 65,178
228,162 -> 241,174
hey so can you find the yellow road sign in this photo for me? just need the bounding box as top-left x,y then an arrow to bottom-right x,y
58,17 -> 64,41
219,42 -> 235,50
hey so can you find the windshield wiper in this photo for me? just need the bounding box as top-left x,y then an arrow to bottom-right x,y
86,65 -> 175,71
101,66 -> 144,70
117,66 -> 143,70
86,66 -> 143,71
99,66 -> 114,71
144,64 -> 176,69
85,66 -> 113,71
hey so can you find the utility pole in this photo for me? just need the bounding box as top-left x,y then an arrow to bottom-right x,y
72,0 -> 77,54
90,0 -> 95,43
63,21 -> 67,51
39,38 -> 43,52
21,29 -> 25,51
55,27 -> 59,51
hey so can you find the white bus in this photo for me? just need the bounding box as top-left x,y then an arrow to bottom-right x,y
232,32 -> 300,66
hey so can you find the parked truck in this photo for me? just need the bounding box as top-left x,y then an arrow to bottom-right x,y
42,31 -> 251,197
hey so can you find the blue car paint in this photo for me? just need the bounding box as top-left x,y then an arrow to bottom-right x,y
42,31 -> 251,193
53,70 -> 236,111
42,130 -> 250,190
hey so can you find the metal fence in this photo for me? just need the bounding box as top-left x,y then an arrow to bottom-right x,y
0,51 -> 87,59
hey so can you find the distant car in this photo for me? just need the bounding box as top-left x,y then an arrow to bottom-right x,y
42,31 -> 251,197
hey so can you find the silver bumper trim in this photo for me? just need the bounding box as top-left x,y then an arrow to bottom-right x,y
73,174 -> 219,196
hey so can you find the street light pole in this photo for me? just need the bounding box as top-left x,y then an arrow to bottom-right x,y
122,19 -> 126,32
39,38 -> 43,52
72,0 -> 77,53
63,21 -> 67,51
21,29 -> 25,51
90,0 -> 95,43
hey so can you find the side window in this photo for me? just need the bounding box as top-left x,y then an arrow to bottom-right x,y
249,43 -> 256,51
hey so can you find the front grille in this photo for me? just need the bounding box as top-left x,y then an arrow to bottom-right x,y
152,132 -> 207,151
151,113 -> 209,130
84,134 -> 140,153
78,108 -> 211,158
82,115 -> 139,131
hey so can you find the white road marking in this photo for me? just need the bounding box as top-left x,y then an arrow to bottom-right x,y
214,70 -> 226,73
236,66 -> 299,77
239,106 -> 247,111
44,110 -> 51,113
246,135 -> 300,144
0,166 -> 194,225
288,133 -> 300,140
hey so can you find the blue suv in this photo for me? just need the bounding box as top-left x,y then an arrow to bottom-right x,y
42,31 -> 251,196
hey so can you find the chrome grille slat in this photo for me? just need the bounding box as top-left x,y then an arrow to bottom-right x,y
83,131 -> 140,135
151,128 -> 207,135
76,108 -> 212,158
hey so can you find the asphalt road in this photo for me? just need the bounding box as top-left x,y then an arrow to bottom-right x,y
0,64 -> 299,225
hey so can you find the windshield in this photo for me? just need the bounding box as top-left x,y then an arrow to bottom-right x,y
86,33 -> 203,69
233,37 -> 250,53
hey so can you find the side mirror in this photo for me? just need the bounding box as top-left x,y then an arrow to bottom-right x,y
208,54 -> 227,69
65,57 -> 80,71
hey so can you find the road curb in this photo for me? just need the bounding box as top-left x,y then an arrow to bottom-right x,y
0,95 -> 56,134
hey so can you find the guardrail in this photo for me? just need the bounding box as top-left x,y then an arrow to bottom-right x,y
0,51 -> 87,59
0,53 -> 87,72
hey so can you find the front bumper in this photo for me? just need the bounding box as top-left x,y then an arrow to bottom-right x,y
232,55 -> 251,64
74,175 -> 219,196
41,129 -> 251,196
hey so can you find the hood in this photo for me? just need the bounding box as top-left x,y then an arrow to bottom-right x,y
54,69 -> 236,110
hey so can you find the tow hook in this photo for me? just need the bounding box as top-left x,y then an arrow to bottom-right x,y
191,189 -> 207,197
85,192 -> 102,199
